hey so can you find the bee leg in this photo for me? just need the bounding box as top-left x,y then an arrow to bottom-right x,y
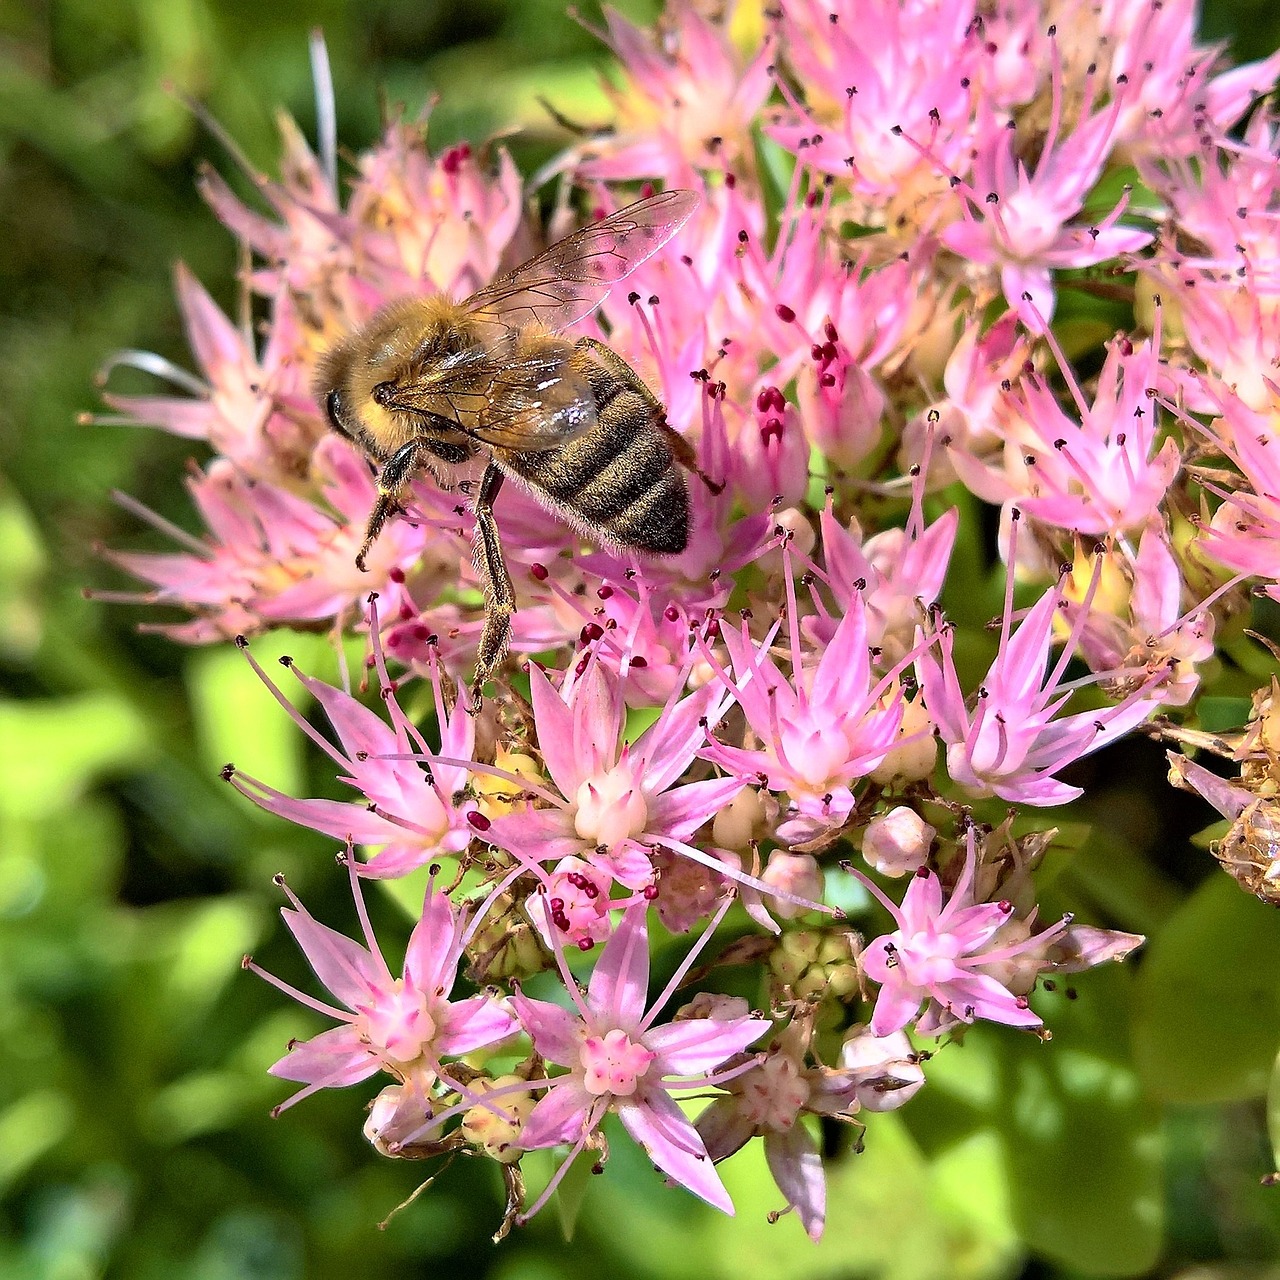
470,462 -> 515,707
357,439 -> 425,572
575,337 -> 724,494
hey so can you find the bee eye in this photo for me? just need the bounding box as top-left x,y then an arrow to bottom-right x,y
372,381 -> 398,407
325,390 -> 353,439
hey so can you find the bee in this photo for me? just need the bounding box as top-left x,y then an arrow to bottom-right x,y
316,189 -> 717,697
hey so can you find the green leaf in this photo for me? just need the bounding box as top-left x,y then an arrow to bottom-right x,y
188,643 -> 309,798
1134,874 -> 1280,1104
0,694 -> 150,820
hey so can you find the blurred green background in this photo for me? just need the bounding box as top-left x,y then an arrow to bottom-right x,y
4,2 -> 1280,1277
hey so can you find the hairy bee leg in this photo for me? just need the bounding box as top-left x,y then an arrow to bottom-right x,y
575,337 -> 724,494
357,439 -> 425,572
470,462 -> 515,705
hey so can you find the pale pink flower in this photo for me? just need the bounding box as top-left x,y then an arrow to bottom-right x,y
702,582 -> 914,843
696,1016 -> 923,1239
948,332 -> 1181,537
485,658 -> 745,896
940,89 -> 1152,329
853,829 -> 1066,1038
248,861 -> 517,1113
916,519 -> 1160,806
226,619 -> 477,878
512,903 -> 766,1216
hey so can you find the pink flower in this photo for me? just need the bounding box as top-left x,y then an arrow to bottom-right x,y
852,829 -> 1065,1038
485,657 -> 744,902
702,577 -> 914,843
940,84 -> 1152,329
248,861 -> 517,1113
947,331 -> 1181,535
512,903 -> 765,1216
916,519 -> 1159,806
226,617 -> 477,878
696,1016 -> 923,1238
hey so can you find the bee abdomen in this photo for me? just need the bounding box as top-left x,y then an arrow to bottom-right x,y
511,386 -> 689,555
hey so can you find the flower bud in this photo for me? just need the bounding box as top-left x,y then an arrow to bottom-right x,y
712,787 -> 769,850
761,851 -> 824,919
862,806 -> 935,877
868,695 -> 937,785
460,1074 -> 535,1164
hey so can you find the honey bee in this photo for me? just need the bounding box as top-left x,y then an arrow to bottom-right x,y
316,189 -> 717,696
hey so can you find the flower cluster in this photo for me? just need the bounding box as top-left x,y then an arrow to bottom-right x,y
97,0 -> 1280,1242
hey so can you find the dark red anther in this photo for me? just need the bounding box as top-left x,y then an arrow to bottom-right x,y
822,341 -> 838,363
596,584 -> 614,600
629,655 -> 648,668
641,181 -> 655,197
811,343 -> 825,362
388,566 -> 406,584
530,562 -> 548,581
824,320 -> 838,343
440,142 -> 471,174
467,810 -> 491,832
775,303 -> 796,323
761,417 -> 784,444
577,937 -> 595,951
820,372 -> 837,387
575,656 -> 590,676
725,172 -> 737,189
704,618 -> 721,640
549,897 -> 565,912
664,604 -> 680,622
642,884 -> 659,900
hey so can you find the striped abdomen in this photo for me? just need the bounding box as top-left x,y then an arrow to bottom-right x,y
498,354 -> 689,555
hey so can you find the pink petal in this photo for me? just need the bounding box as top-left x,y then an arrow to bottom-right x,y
618,1087 -> 733,1213
646,776 -> 745,840
404,891 -> 461,998
280,906 -> 386,1009
528,663 -> 580,797
765,1124 -> 826,1240
435,994 -> 518,1055
511,994 -> 585,1067
586,905 -> 651,1031
520,1079 -> 596,1149
644,1015 -> 764,1076
267,1025 -> 380,1085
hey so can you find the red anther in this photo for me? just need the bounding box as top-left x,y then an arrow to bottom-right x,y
575,656 -> 590,675
467,811 -> 492,832
596,584 -> 614,599
811,343 -> 825,362
530,562 -> 549,581
761,417 -> 784,443
388,566 -> 406,583
820,372 -> 837,387
581,622 -> 605,643
629,655 -> 648,668
775,303 -> 796,323
577,937 -> 595,951
642,884 -> 659,900
664,605 -> 680,622
821,341 -> 837,363
704,619 -> 721,639
824,320 -> 838,343
725,172 -> 737,189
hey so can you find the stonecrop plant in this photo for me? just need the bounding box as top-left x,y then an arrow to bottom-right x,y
94,0 -> 1280,1244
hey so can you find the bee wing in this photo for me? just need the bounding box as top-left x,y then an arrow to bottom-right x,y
385,344 -> 595,451
464,189 -> 698,334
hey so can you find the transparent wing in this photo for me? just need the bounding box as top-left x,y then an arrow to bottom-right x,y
465,189 -> 698,334
382,344 -> 596,451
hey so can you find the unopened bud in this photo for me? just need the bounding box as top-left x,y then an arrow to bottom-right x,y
869,696 -> 937,785
862,806 -> 935,877
762,851 -> 824,918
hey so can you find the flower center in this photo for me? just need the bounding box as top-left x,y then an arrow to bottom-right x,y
580,1027 -> 656,1097
737,1054 -> 811,1131
779,713 -> 849,789
360,980 -> 436,1065
574,765 -> 649,848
